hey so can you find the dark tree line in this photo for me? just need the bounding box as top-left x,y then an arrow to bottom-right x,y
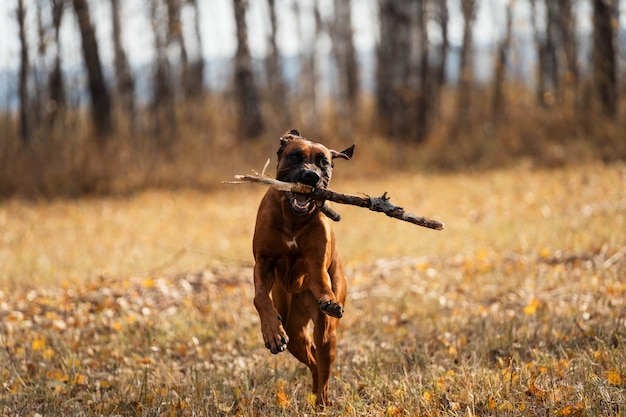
8,0 -> 624,149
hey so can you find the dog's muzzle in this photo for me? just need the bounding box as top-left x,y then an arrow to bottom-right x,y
284,169 -> 322,215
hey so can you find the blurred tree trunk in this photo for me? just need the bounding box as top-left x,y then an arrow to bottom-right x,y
232,0 -> 264,139
293,0 -> 321,133
492,0 -> 515,124
265,0 -> 289,129
435,1 -> 449,92
48,0 -> 66,129
150,0 -> 176,147
530,0 -> 559,107
415,0 -> 430,143
185,0 -> 205,98
34,1 -> 45,129
455,0 -> 476,129
592,0 -> 618,118
556,0 -> 578,89
545,0 -> 560,100
111,0 -> 136,134
376,0 -> 413,140
165,0 -> 190,98
331,0 -> 359,140
72,0 -> 113,140
17,0 -> 31,145
555,0 -> 580,123
430,0 -> 449,133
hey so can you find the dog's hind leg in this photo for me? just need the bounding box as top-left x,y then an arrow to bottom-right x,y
284,294 -> 319,392
312,312 -> 339,407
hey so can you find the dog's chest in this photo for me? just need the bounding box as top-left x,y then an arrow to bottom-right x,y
284,237 -> 298,250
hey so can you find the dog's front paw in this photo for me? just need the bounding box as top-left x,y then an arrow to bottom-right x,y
319,300 -> 344,318
262,315 -> 290,354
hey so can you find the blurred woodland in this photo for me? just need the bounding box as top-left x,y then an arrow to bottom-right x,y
1,0 -> 625,197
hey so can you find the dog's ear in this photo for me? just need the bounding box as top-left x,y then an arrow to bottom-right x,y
331,144 -> 355,161
278,129 -> 301,159
278,129 -> 303,158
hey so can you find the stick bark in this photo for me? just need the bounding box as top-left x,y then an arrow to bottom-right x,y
229,174 -> 444,231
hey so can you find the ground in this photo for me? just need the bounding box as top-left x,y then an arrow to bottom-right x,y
1,162 -> 625,416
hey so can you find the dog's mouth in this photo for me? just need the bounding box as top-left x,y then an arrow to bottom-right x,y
284,191 -> 315,215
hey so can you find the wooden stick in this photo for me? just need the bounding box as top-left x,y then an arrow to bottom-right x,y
227,174 -> 445,231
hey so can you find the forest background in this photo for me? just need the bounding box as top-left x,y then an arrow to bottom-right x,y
1,0 -> 625,196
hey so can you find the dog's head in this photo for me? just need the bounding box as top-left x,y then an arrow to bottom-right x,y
276,129 -> 354,216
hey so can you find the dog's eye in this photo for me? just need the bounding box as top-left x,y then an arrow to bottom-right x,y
289,152 -> 305,163
318,156 -> 330,168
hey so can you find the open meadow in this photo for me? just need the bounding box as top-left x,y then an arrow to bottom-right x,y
1,161 -> 625,416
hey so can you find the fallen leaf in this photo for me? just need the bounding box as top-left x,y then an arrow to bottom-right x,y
276,391 -> 290,407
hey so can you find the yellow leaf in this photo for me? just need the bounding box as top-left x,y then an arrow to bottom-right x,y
276,391 -> 290,407
525,383 -> 548,400
142,278 -> 155,289
557,402 -> 584,416
607,370 -> 623,386
66,357 -> 81,368
436,377 -> 446,391
422,390 -> 433,404
523,299 -> 542,315
498,401 -> 514,412
386,405 -> 402,416
594,350 -> 608,362
32,337 -> 46,351
42,348 -> 55,360
46,371 -> 69,382
487,395 -> 497,410
7,311 -> 24,322
72,373 -> 86,385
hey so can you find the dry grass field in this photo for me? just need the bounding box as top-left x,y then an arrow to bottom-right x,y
1,161 -> 625,416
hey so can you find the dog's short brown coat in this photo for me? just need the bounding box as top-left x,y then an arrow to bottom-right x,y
252,129 -> 354,406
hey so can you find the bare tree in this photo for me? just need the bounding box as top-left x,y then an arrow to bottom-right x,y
330,0 -> 359,139
556,0 -> 578,88
34,0 -> 46,127
529,0 -> 559,107
293,0 -> 321,133
456,0 -> 476,127
428,0 -> 449,135
17,0 -> 31,144
233,0 -> 264,139
434,0 -> 449,89
150,0 -> 176,145
376,0 -> 413,140
184,0 -> 205,98
111,0 -> 136,133
415,0 -> 431,143
165,0 -> 191,98
492,0 -> 515,123
72,0 -> 113,140
48,0 -> 66,129
265,0 -> 289,129
592,0 -> 618,118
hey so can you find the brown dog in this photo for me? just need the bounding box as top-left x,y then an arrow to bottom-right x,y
252,129 -> 354,406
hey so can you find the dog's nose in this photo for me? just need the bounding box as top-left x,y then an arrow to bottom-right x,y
301,170 -> 321,186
